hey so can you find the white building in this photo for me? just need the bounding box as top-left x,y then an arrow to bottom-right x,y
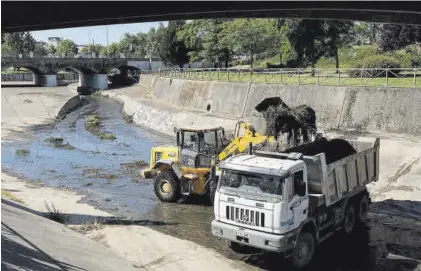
48,37 -> 62,47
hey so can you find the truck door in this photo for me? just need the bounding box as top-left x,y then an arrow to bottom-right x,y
286,170 -> 309,230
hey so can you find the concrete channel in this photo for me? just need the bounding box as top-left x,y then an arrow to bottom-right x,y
1,78 -> 421,270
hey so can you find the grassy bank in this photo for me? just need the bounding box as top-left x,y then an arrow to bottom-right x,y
166,70 -> 421,88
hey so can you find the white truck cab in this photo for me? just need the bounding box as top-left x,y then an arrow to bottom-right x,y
212,138 -> 380,268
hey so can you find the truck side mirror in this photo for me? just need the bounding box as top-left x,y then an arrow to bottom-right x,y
297,183 -> 306,197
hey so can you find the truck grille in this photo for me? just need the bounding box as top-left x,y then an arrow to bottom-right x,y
226,206 -> 265,227
155,152 -> 162,162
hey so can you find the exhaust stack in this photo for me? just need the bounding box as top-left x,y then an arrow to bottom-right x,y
248,142 -> 253,155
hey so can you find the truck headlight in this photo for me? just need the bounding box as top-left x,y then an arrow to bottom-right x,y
212,227 -> 223,236
267,240 -> 285,248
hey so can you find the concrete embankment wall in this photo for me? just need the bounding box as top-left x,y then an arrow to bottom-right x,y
137,75 -> 421,135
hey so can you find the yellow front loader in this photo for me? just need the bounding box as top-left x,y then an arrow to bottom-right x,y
140,121 -> 275,204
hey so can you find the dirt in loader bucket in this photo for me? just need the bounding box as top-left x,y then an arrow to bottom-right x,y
254,97 -> 356,164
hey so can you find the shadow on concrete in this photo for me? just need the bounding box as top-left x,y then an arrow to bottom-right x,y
240,225 -> 420,271
1,199 -> 177,227
1,222 -> 86,271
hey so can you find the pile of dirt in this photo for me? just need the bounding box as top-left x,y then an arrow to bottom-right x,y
284,137 -> 357,164
255,97 -> 317,144
254,97 -> 356,164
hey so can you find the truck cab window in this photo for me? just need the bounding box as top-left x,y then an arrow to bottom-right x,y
293,170 -> 304,196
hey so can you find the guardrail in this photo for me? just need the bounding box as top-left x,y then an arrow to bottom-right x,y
148,68 -> 421,88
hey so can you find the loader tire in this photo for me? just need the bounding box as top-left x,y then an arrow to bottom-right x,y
154,171 -> 180,202
208,179 -> 218,205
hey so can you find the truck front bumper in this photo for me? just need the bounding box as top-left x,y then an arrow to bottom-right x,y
211,220 -> 287,253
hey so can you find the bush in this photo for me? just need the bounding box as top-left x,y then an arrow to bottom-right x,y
347,55 -> 401,78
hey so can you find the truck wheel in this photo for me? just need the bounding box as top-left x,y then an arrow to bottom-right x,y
343,204 -> 356,234
358,194 -> 369,225
154,171 -> 180,202
291,232 -> 315,269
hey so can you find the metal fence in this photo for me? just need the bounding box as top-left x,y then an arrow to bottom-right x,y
149,68 -> 421,88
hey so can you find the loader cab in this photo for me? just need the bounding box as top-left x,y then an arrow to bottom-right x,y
174,126 -> 226,168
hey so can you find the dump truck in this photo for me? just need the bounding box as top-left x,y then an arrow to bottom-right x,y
211,138 -> 380,268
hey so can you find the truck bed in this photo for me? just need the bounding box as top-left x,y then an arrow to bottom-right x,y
304,138 -> 380,206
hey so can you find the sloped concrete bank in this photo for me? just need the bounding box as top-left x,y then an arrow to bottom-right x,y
101,86 -> 239,137
138,75 -> 421,135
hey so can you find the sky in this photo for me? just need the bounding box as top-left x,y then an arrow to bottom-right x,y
31,21 -> 168,46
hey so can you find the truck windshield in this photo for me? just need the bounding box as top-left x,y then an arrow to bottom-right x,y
219,170 -> 283,196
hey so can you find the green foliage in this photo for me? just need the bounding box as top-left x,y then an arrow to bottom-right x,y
157,20 -> 189,67
119,33 -> 147,58
347,55 -> 401,78
2,32 -> 35,56
56,39 -> 78,57
100,42 -> 120,58
80,44 -> 104,56
219,19 -> 277,68
47,44 -> 56,55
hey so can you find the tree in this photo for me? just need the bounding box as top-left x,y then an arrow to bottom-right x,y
285,19 -> 326,69
321,21 -> 352,70
219,19 -> 277,68
100,42 -> 120,57
56,39 -> 78,57
33,42 -> 48,57
119,33 -> 147,58
379,24 -> 421,52
2,32 -> 35,56
157,20 -> 189,67
177,20 -> 206,63
145,27 -> 159,58
47,44 -> 57,55
80,44 -> 104,56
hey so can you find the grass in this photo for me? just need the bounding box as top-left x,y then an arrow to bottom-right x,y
44,201 -> 69,224
45,137 -> 76,150
71,219 -> 104,234
85,114 -> 117,140
1,189 -> 25,204
166,70 -> 421,88
124,114 -> 134,123
15,149 -> 30,157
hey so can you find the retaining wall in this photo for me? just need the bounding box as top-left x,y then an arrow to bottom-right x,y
137,75 -> 421,135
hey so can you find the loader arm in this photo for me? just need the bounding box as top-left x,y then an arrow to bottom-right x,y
219,121 -> 274,161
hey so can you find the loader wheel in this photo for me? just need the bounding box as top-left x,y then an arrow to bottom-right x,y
154,171 -> 180,202
208,179 -> 218,205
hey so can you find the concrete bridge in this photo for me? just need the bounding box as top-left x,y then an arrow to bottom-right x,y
1,57 -> 164,89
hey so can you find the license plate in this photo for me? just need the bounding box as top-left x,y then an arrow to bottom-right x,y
236,230 -> 249,238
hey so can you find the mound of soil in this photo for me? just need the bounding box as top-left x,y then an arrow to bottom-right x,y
284,137 -> 357,164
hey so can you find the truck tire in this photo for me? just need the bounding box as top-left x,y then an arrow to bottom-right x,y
357,194 -> 369,225
154,171 -> 180,202
291,232 -> 315,269
343,204 -> 356,234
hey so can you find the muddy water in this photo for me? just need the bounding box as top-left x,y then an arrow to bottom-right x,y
2,96 -> 420,271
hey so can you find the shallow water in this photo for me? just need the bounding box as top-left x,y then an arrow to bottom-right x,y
2,97 -> 172,218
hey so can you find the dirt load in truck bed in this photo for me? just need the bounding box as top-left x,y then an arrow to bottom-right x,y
284,137 -> 357,164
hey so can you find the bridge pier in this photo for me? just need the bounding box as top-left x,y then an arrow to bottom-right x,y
79,73 -> 108,91
34,74 -> 57,87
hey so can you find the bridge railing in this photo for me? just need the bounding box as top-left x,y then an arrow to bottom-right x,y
149,67 -> 421,88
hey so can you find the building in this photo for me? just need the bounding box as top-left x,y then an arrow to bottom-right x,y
48,37 -> 62,47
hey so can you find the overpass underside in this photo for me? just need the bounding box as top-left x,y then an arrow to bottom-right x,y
2,2 -> 421,32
